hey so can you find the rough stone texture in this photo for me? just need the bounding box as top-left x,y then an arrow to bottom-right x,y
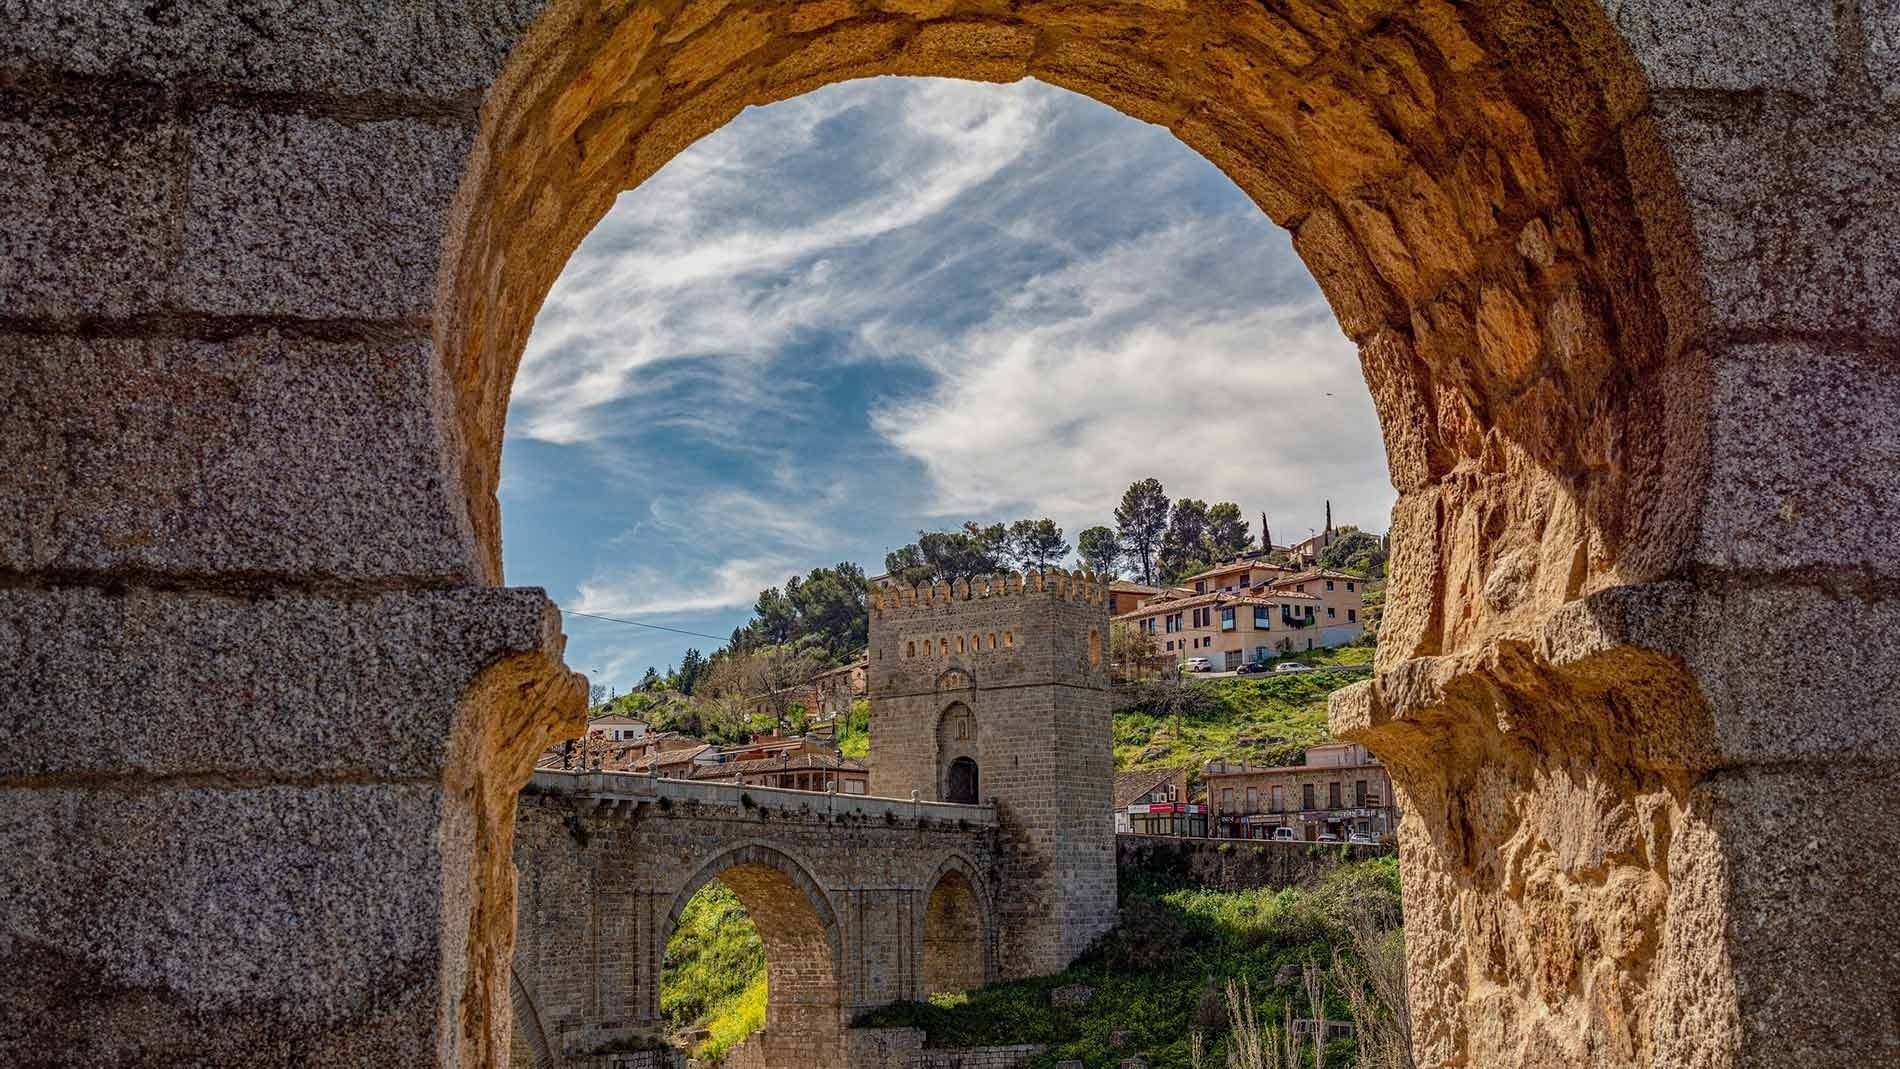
868,573 -> 1116,976
6,0 -> 1900,1066
0,333 -> 479,585
1115,834 -> 1391,893
0,587 -> 567,779
180,108 -> 476,320
844,1030 -> 1043,1069
511,775 -> 1000,1066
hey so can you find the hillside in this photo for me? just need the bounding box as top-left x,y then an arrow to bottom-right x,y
856,857 -> 1406,1069
1112,646 -> 1373,773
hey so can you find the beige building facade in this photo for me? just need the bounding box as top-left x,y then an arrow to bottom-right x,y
1204,744 -> 1396,842
1115,588 -> 1328,670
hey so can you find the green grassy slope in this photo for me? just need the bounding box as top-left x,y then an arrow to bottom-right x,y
1112,651 -> 1371,773
855,857 -> 1402,1069
662,884 -> 767,1057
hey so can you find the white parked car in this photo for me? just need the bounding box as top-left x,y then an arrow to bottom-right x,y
1347,832 -> 1380,846
1317,832 -> 1342,843
1271,826 -> 1299,842
1183,656 -> 1213,672
1274,661 -> 1310,673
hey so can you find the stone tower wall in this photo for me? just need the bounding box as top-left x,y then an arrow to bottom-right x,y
868,571 -> 1114,975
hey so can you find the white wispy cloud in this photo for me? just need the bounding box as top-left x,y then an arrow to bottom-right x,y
574,555 -> 798,616
510,78 -> 1053,445
867,214 -> 1383,540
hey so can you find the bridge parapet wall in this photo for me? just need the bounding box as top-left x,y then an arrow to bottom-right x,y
528,770 -> 998,828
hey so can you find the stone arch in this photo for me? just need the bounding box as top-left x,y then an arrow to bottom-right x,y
16,0 -> 1900,1065
919,855 -> 996,998
936,702 -> 980,804
509,965 -> 559,1069
660,842 -> 845,1064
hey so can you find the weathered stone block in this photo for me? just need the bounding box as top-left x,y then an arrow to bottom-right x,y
1697,341 -> 1900,575
0,0 -> 537,99
1696,763 -> 1900,1064
0,332 -> 478,582
0,782 -> 455,1066
0,586 -> 568,780
180,107 -> 473,319
1866,0 -> 1900,103
0,83 -> 182,318
1603,0 -> 1837,93
1647,92 -> 1900,339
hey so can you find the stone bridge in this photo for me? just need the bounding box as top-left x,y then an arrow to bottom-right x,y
510,771 -> 1004,1068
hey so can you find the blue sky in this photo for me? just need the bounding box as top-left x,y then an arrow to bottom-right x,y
499,77 -> 1393,691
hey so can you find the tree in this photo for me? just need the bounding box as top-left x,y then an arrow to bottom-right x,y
588,682 -> 609,707
1077,525 -> 1122,577
885,521 -> 1011,585
639,666 -> 661,691
1114,478 -> 1170,585
677,648 -> 707,696
1159,498 -> 1211,583
1318,528 -> 1386,576
1204,502 -> 1252,561
1007,517 -> 1070,572
750,586 -> 798,646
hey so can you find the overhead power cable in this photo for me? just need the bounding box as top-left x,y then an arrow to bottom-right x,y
558,608 -> 731,642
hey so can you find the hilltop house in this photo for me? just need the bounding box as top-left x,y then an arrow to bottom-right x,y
1204,743 -> 1396,842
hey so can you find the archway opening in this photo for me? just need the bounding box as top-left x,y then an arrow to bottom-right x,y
936,702 -> 981,805
660,856 -> 845,1066
944,756 -> 979,806
464,2 -> 1706,1064
661,882 -> 767,1062
921,869 -> 988,998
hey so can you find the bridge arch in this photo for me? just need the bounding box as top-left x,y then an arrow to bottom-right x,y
918,854 -> 997,999
660,842 -> 846,1063
509,964 -> 559,1069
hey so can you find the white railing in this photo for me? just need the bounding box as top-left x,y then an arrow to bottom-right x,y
528,768 -> 998,826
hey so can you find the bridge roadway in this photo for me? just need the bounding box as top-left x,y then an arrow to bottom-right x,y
510,770 -> 1002,1068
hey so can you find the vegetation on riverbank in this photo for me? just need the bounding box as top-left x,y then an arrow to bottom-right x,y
855,857 -> 1408,1069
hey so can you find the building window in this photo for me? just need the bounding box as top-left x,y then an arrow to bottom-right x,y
1355,780 -> 1368,807
1348,609 -> 1357,623
1245,787 -> 1259,813
1346,582 -> 1355,592
844,780 -> 865,795
1327,607 -> 1336,619
940,639 -> 949,657
1328,782 -> 1342,809
1222,787 -> 1235,812
1271,785 -> 1284,812
957,635 -> 965,654
1326,580 -> 1335,591
1254,606 -> 1270,629
1195,581 -> 1207,593
906,641 -> 915,658
1224,649 -> 1242,670
1004,631 -> 1013,647
1302,783 -> 1316,811
1165,640 -> 1174,652
989,633 -> 998,649
1088,629 -> 1101,666
1220,607 -> 1235,631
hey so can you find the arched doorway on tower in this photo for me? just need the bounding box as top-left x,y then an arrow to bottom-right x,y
936,703 -> 980,805
944,756 -> 979,806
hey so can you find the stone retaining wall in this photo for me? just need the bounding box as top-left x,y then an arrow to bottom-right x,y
846,1029 -> 1043,1069
1116,834 -> 1390,892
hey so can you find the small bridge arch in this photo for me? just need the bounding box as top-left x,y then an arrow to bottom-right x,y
918,854 -> 997,998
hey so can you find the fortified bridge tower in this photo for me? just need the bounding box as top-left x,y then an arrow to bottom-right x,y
868,570 -> 1115,975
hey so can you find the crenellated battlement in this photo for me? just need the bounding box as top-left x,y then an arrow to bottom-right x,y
871,568 -> 1111,613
